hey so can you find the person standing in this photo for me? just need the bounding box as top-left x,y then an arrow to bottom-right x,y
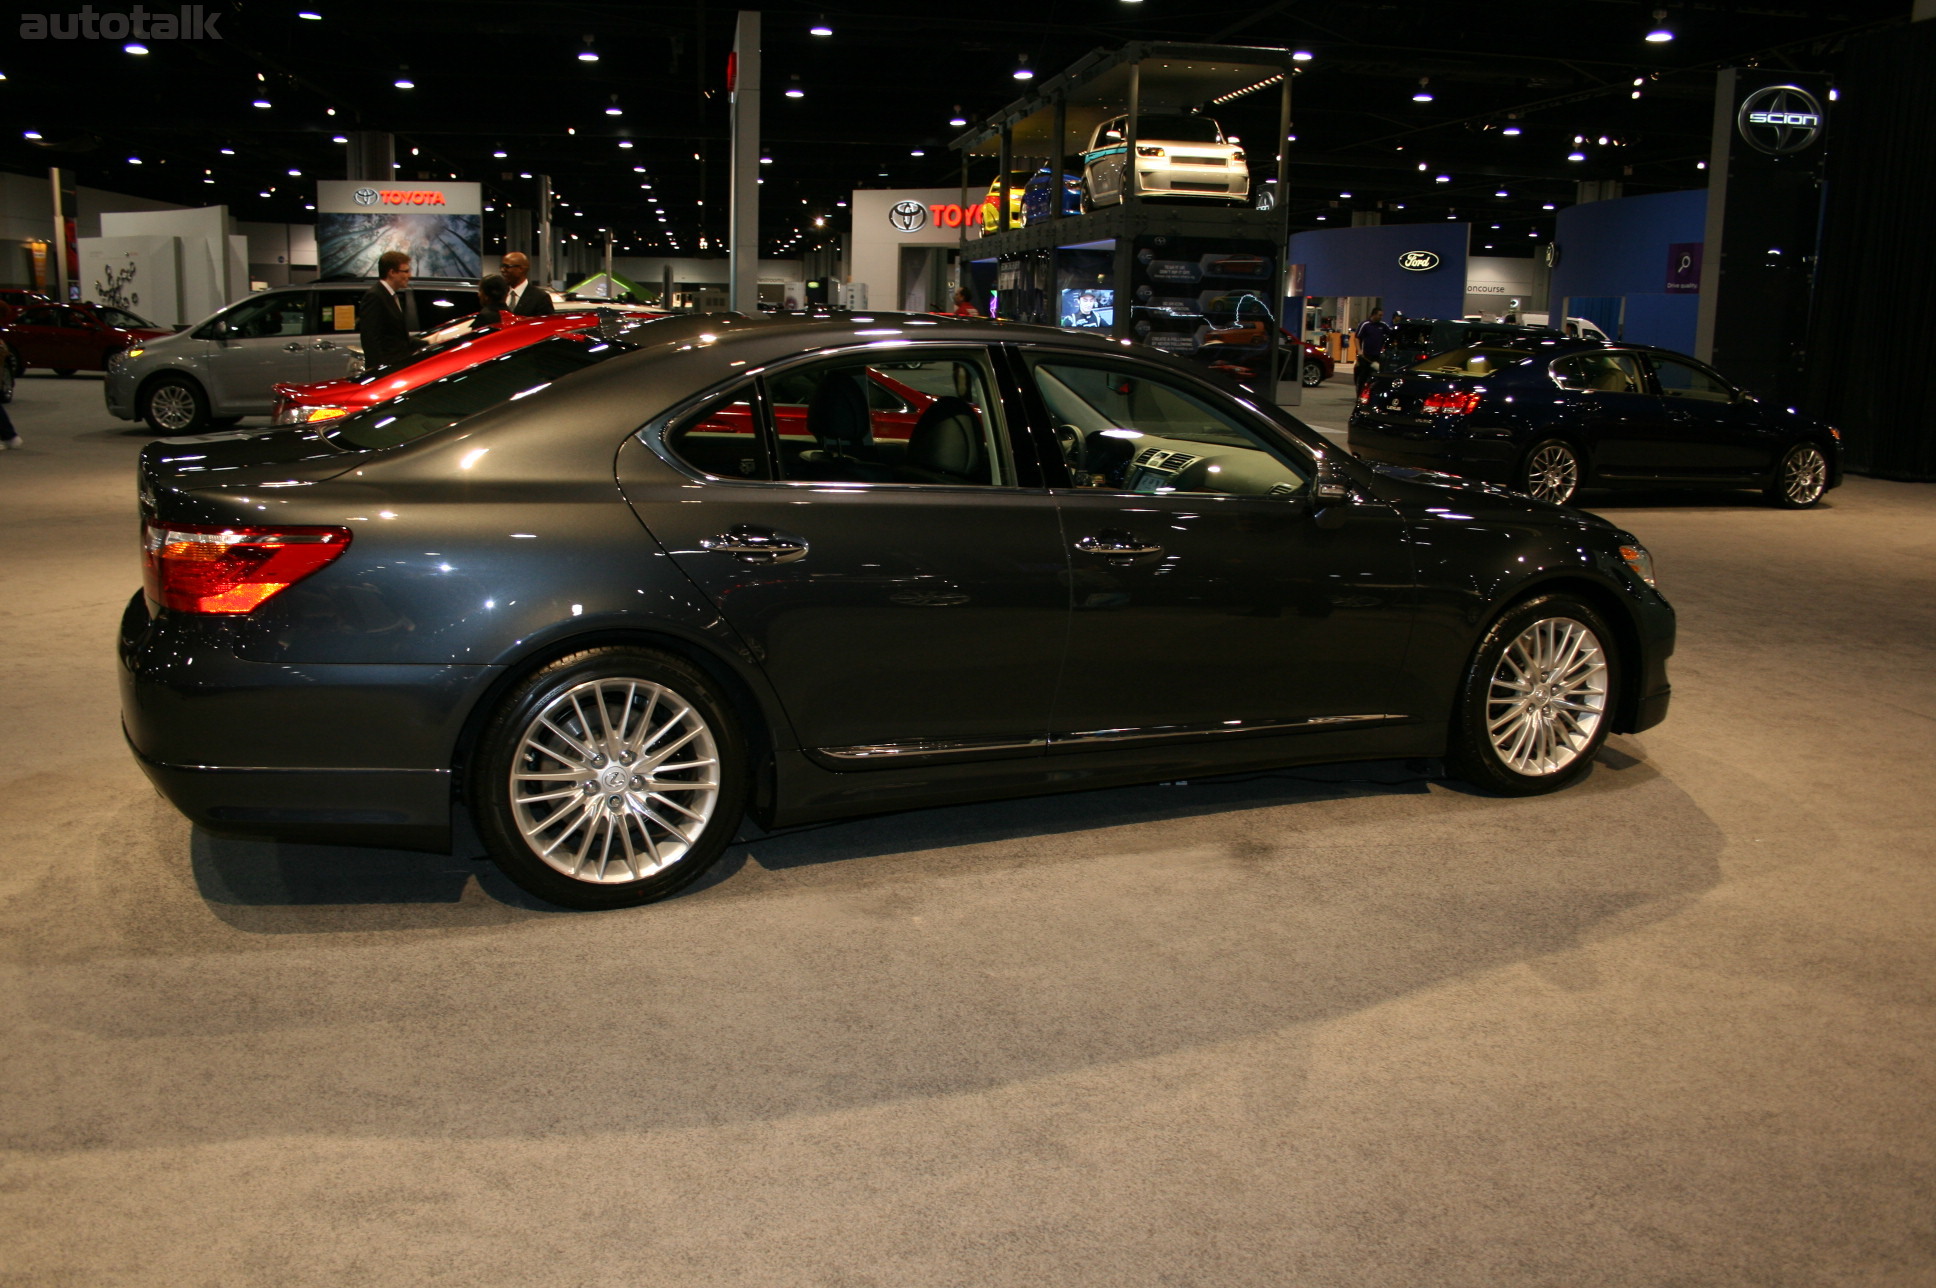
474,274 -> 512,327
500,253 -> 555,317
0,398 -> 20,450
1354,307 -> 1392,393
357,251 -> 423,370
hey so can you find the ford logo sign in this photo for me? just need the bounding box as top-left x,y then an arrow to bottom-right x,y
1399,250 -> 1440,272
1737,85 -> 1824,155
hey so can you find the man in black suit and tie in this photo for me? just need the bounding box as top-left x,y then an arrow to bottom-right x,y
500,252 -> 555,317
357,251 -> 423,370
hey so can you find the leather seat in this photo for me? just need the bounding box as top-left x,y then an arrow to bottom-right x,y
895,397 -> 987,485
794,372 -> 891,482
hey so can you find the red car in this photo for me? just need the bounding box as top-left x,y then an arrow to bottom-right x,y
0,289 -> 53,326
1,301 -> 172,375
271,311 -> 663,424
1195,323 -> 1336,389
687,366 -> 940,445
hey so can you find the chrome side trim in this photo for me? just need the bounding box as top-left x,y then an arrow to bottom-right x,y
815,736 -> 1049,762
1052,714 -> 1409,747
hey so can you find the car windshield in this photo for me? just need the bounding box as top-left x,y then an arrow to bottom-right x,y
1410,347 -> 1534,377
97,306 -> 160,330
1136,115 -> 1224,144
322,332 -> 629,451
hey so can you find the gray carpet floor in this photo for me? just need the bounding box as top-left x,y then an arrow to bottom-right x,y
0,371 -> 1929,1286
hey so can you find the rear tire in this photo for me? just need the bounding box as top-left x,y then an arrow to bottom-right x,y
471,648 -> 747,910
1516,438 -> 1582,506
1766,441 -> 1828,508
140,374 -> 209,434
1447,594 -> 1616,796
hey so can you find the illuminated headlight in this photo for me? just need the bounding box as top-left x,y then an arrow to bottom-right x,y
120,346 -> 145,364
1619,544 -> 1657,588
274,405 -> 351,425
1136,145 -> 1166,158
1232,150 -> 1246,163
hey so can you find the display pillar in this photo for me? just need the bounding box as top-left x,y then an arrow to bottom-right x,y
49,168 -> 75,302
346,133 -> 394,181
728,10 -> 761,315
537,176 -> 555,286
1694,67 -> 1830,407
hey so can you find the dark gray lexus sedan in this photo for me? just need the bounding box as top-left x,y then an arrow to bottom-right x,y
122,313 -> 1674,909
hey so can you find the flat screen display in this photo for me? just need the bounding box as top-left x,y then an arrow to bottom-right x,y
1059,288 -> 1113,330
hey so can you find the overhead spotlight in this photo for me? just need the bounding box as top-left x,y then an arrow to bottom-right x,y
618,141 -> 634,149
786,76 -> 805,99
252,98 -> 271,108
1014,54 -> 1034,81
578,35 -> 600,61
1494,189 -> 1509,197
1434,174 -> 1450,183
1598,136 -> 1609,145
23,130 -> 41,140
298,10 -> 322,18
288,168 -> 302,177
1413,77 -> 1433,103
1338,191 -> 1352,198
809,15 -> 833,36
220,146 -> 235,154
760,156 -> 773,165
1542,203 -> 1556,209
124,42 -> 149,54
949,105 -> 967,127
911,149 -> 925,157
127,156 -> 142,164
1568,151 -> 1587,161
395,77 -> 415,89
1291,50 -> 1314,62
493,149 -> 507,158
333,135 -> 348,144
1645,9 -> 1674,42
1502,125 -> 1522,136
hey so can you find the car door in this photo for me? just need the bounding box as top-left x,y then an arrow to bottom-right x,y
1546,351 -> 1665,477
1645,353 -> 1769,476
1085,119 -> 1127,205
5,306 -> 67,368
202,290 -> 317,412
1017,351 -> 1422,746
617,346 -> 1072,763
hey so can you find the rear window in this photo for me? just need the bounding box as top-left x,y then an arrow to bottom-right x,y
1410,347 -> 1534,377
322,334 -> 625,451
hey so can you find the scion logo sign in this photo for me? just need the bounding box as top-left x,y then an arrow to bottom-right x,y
1398,250 -> 1441,272
888,201 -> 930,233
20,5 -> 222,39
1737,85 -> 1824,155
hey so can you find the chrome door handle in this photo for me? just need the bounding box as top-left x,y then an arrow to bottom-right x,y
700,529 -> 808,564
1075,534 -> 1163,558
313,341 -> 336,350
283,342 -> 305,351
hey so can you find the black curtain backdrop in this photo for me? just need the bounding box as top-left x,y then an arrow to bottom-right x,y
1804,20 -> 1936,480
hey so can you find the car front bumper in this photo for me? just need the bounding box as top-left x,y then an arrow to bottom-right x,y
103,359 -> 137,419
1136,163 -> 1249,198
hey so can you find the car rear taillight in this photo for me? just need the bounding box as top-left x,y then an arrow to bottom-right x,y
1357,385 -> 1373,405
142,521 -> 351,614
1422,391 -> 1483,415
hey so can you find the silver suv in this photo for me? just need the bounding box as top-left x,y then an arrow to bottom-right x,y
106,278 -> 477,432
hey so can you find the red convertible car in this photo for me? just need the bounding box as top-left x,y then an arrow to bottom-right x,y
271,311 -> 663,424
1,301 -> 172,375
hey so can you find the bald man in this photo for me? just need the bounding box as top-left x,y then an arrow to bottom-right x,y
500,253 -> 554,317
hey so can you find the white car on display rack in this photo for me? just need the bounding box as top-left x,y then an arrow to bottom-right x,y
1080,113 -> 1250,210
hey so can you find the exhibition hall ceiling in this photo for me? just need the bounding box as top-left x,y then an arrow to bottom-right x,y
0,0 -> 1910,260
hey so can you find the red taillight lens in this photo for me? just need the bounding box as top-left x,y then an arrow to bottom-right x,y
1422,391 -> 1483,415
1357,384 -> 1374,405
142,521 -> 351,614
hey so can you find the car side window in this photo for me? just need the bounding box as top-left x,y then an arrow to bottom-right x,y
1553,352 -> 1645,393
16,307 -> 59,327
1651,356 -> 1732,403
1026,357 -> 1313,496
663,387 -> 770,481
223,292 -> 309,339
765,351 -> 1010,487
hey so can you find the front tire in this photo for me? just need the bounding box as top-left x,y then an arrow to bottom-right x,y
1766,441 -> 1828,508
472,648 -> 746,910
1447,594 -> 1616,796
1517,438 -> 1582,506
140,374 -> 209,433
1300,360 -> 1325,387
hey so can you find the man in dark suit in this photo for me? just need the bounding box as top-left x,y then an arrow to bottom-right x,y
357,251 -> 423,370
500,252 -> 554,317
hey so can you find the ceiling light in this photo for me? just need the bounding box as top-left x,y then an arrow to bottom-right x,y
949,106 -> 967,127
128,156 -> 142,164
288,168 -> 302,176
124,42 -> 148,54
810,16 -> 833,36
1338,191 -> 1352,198
1413,77 -> 1433,103
1568,151 -> 1587,161
786,75 -> 804,98
333,135 -> 348,144
759,156 -> 772,165
1435,174 -> 1450,183
298,10 -> 321,18
1494,189 -> 1509,197
394,78 -> 414,89
618,141 -> 633,149
1542,203 -> 1557,209
23,130 -> 41,140
220,147 -> 235,155
1502,125 -> 1522,136
253,99 -> 271,108
578,35 -> 599,61
911,149 -> 925,157
493,149 -> 507,158
1291,50 -> 1314,61
607,106 -> 623,116
1644,9 -> 1674,41
1014,54 -> 1034,81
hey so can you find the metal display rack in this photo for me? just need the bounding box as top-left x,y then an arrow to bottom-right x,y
951,43 -> 1298,398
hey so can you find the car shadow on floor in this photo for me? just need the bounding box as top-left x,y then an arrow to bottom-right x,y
188,744 -> 1657,921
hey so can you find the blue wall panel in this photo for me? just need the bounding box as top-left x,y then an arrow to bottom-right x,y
1550,189 -> 1706,354
1289,223 -> 1468,320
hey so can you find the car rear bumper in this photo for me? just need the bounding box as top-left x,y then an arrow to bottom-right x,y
1347,417 -> 1516,483
118,591 -> 492,852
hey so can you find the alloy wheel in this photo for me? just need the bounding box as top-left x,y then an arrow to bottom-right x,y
509,677 -> 722,884
148,384 -> 200,431
1484,616 -> 1609,777
1523,443 -> 1580,505
1780,444 -> 1828,506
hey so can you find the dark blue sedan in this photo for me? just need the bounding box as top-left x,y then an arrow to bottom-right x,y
1347,338 -> 1841,508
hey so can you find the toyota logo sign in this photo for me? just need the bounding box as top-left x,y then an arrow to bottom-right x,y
1737,85 -> 1824,155
353,187 -> 380,206
888,200 -> 930,233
